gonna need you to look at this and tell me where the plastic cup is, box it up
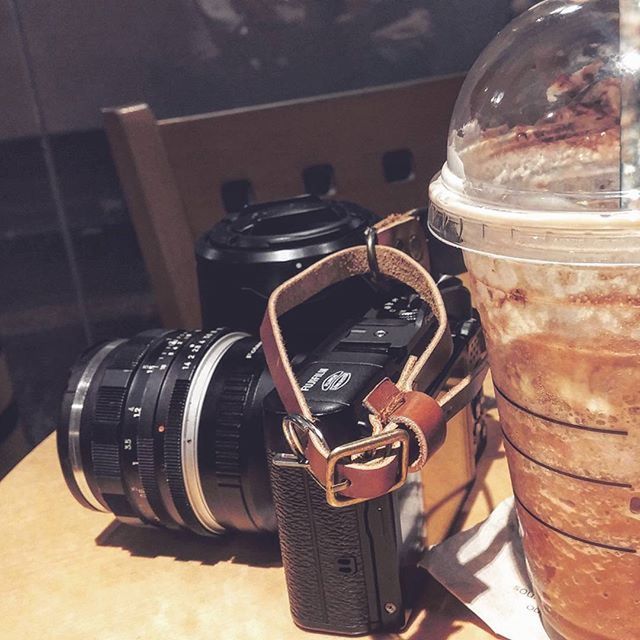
[428,2,640,638]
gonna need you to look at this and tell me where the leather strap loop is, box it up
[363,378,445,471]
[261,213,486,505]
[260,244,451,421]
[374,210,430,271]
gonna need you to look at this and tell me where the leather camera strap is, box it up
[260,216,485,505]
[374,209,430,271]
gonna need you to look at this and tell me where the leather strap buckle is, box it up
[325,430,410,508]
[276,413,410,508]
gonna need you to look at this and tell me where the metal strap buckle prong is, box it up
[274,415,346,493]
[273,414,319,470]
[272,452,309,470]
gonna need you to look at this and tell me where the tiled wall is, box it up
[0,0,532,446]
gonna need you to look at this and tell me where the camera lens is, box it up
[58,329,276,535]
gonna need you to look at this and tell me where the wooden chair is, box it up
[103,75,463,329]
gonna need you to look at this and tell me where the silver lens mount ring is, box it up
[68,339,125,512]
[181,332,249,534]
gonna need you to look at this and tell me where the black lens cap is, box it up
[198,195,376,260]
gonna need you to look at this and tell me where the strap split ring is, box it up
[365,227,380,283]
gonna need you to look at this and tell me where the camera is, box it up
[265,285,485,634]
[57,196,487,635]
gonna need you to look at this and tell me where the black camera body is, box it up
[264,287,484,635]
[265,297,432,634]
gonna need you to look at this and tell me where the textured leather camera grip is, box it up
[269,452,375,634]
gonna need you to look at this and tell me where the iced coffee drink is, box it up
[466,255,640,640]
[429,2,640,638]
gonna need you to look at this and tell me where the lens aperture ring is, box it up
[118,330,191,526]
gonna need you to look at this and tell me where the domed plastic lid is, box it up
[429,0,640,264]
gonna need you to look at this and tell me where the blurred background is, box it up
[0,0,538,468]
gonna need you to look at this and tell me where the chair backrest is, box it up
[104,75,463,328]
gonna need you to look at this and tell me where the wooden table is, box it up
[0,408,511,640]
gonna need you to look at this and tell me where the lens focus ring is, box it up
[162,331,248,535]
[123,330,193,526]
[88,331,166,520]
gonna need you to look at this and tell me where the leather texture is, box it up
[268,451,374,633]
[374,210,430,272]
[364,377,445,469]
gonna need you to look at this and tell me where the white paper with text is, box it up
[421,497,550,640]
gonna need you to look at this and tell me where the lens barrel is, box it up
[58,329,276,535]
